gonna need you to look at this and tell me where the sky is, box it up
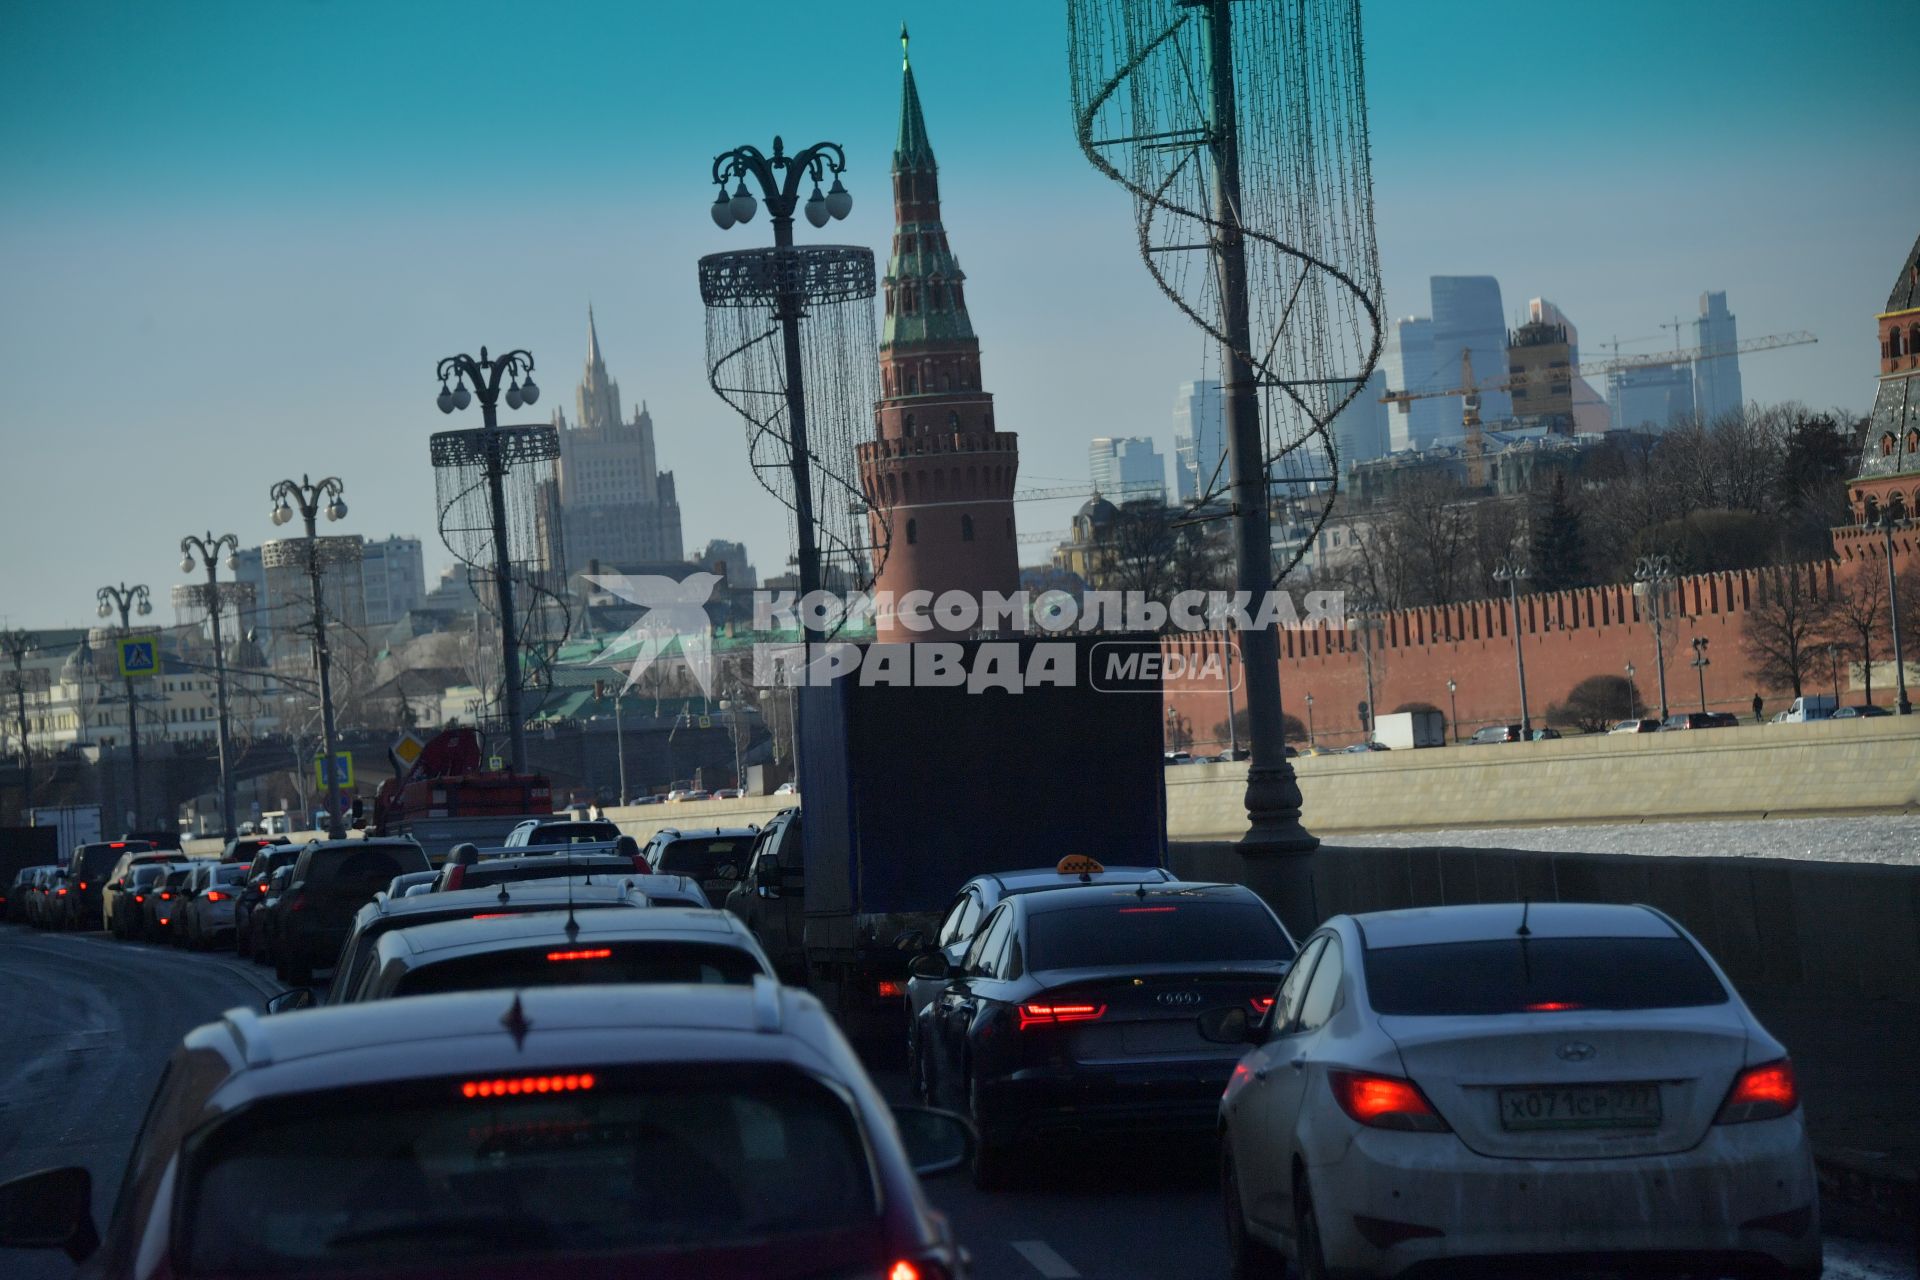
[2,0,1916,628]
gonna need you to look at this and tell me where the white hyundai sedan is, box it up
[1207,902,1819,1279]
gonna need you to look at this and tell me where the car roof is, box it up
[1011,880,1250,916]
[653,827,760,840]
[1351,902,1677,949]
[380,881,648,918]
[974,866,1176,897]
[376,906,747,959]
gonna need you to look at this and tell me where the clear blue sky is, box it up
[2,0,1915,624]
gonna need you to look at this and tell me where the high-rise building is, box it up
[1328,369,1390,471]
[692,538,757,589]
[1382,317,1448,452]
[1692,291,1745,425]
[1609,363,1695,433]
[360,536,426,628]
[551,309,684,570]
[1430,275,1512,429]
[1089,436,1166,500]
[1172,380,1224,501]
[858,29,1020,640]
[1527,299,1611,435]
[1506,318,1576,431]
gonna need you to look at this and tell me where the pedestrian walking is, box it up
[1751,691,1764,724]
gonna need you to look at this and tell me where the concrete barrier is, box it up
[1166,716,1920,838]
[601,795,792,842]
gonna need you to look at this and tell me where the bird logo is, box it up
[584,572,721,698]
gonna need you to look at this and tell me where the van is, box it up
[1780,695,1836,723]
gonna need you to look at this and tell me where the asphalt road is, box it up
[0,924,1908,1280]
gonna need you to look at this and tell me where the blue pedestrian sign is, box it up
[314,752,354,789]
[117,637,158,679]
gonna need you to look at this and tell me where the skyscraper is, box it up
[551,309,685,570]
[1430,275,1512,429]
[1382,317,1447,452]
[1528,298,1611,435]
[1328,369,1389,471]
[1609,364,1695,433]
[858,29,1020,640]
[1172,380,1224,501]
[360,536,426,628]
[1692,291,1744,425]
[1089,436,1167,500]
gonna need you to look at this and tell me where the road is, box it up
[0,925,1910,1280]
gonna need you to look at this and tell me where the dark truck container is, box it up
[0,826,61,918]
[794,638,1167,1044]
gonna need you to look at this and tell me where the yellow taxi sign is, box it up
[1056,855,1106,876]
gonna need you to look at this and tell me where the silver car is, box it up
[179,862,250,950]
[1211,902,1819,1279]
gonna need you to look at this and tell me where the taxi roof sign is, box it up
[1056,855,1106,876]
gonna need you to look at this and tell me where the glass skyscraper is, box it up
[1691,291,1744,425]
[1172,380,1225,502]
[1429,275,1513,428]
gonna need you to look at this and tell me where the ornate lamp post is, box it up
[95,583,153,825]
[267,475,358,837]
[1625,662,1638,720]
[1492,558,1532,735]
[1878,509,1912,715]
[0,631,47,806]
[1826,643,1842,705]
[1445,678,1459,743]
[707,136,853,642]
[1303,691,1315,747]
[1634,554,1676,722]
[180,533,241,838]
[433,347,546,773]
[1690,637,1711,714]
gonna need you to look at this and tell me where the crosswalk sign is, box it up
[314,752,354,789]
[117,637,158,678]
[698,715,712,729]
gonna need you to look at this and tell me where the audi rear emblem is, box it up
[1155,990,1204,1007]
[1556,1041,1597,1062]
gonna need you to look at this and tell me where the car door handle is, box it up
[1252,1063,1271,1082]
[1289,1054,1307,1071]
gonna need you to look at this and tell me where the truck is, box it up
[30,805,102,855]
[370,727,554,861]
[765,638,1168,1046]
[1372,709,1445,750]
[0,825,61,906]
[1781,694,1837,723]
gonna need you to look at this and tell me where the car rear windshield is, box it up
[181,1064,880,1274]
[526,821,622,845]
[464,859,633,890]
[1363,937,1729,1016]
[308,845,430,896]
[392,942,764,997]
[655,837,751,878]
[212,864,249,887]
[76,842,149,877]
[130,865,169,887]
[1026,900,1293,971]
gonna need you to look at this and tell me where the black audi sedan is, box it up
[910,880,1296,1188]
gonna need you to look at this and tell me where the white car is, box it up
[1209,902,1819,1279]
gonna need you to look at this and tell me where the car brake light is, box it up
[205,891,225,903]
[1249,995,1275,1015]
[461,1072,595,1098]
[79,882,88,891]
[56,888,68,896]
[1328,1070,1449,1132]
[889,1262,922,1280]
[1716,1059,1798,1124]
[1117,906,1176,914]
[160,891,171,900]
[876,979,904,999]
[471,912,513,920]
[546,948,611,962]
[110,842,126,848]
[134,894,145,904]
[1018,1002,1107,1030]
[1525,1001,1582,1012]
[158,917,169,925]
[287,894,306,913]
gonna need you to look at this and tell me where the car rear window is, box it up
[131,865,168,887]
[655,837,751,878]
[308,845,430,896]
[1025,901,1293,971]
[213,865,249,887]
[391,941,764,998]
[76,842,149,877]
[181,1064,879,1273]
[463,859,633,890]
[1362,937,1729,1016]
[526,821,622,845]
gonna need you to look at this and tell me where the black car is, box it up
[221,834,290,864]
[138,865,196,943]
[642,826,757,906]
[912,881,1296,1188]
[112,864,173,940]
[235,845,304,958]
[273,839,431,984]
[62,839,154,931]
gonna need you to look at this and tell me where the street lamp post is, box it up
[0,631,43,805]
[434,348,543,774]
[1827,643,1842,704]
[1303,692,1315,747]
[1879,511,1912,715]
[1492,559,1532,735]
[1634,554,1675,722]
[95,583,153,826]
[180,533,241,839]
[268,475,355,838]
[709,136,854,646]
[1625,662,1638,719]
[1446,678,1459,744]
[1690,637,1711,714]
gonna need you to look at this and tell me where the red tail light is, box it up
[159,891,171,900]
[1249,995,1276,1015]
[56,888,68,896]
[287,894,307,913]
[1716,1059,1798,1124]
[205,891,225,903]
[1017,1002,1107,1030]
[1525,1001,1583,1012]
[632,853,648,872]
[79,882,88,891]
[109,842,126,848]
[134,894,145,904]
[1328,1070,1449,1132]
[1117,906,1176,914]
[876,979,904,999]
[444,865,466,891]
[158,917,169,926]
[545,948,612,962]
[461,1072,595,1098]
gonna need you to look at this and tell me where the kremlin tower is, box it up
[859,28,1020,640]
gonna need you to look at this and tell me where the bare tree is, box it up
[1820,565,1890,706]
[1740,564,1833,698]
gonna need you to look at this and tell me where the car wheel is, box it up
[1223,1148,1283,1280]
[1293,1176,1331,1280]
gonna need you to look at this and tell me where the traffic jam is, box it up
[4,826,1824,1279]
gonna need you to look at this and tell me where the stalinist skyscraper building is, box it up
[551,308,684,570]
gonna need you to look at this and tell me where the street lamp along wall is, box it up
[95,584,153,827]
[179,533,242,839]
[266,474,359,839]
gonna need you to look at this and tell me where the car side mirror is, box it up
[908,950,956,981]
[0,1165,99,1262]
[266,988,316,1015]
[754,863,779,890]
[890,1105,973,1178]
[1197,1006,1257,1045]
[895,928,928,953]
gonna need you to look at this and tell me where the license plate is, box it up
[1499,1083,1662,1131]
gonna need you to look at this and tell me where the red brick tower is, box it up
[859,27,1020,640]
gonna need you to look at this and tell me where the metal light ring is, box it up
[697,246,876,308]
[429,425,560,468]
[261,536,364,570]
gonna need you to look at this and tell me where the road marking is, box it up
[1010,1240,1081,1278]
